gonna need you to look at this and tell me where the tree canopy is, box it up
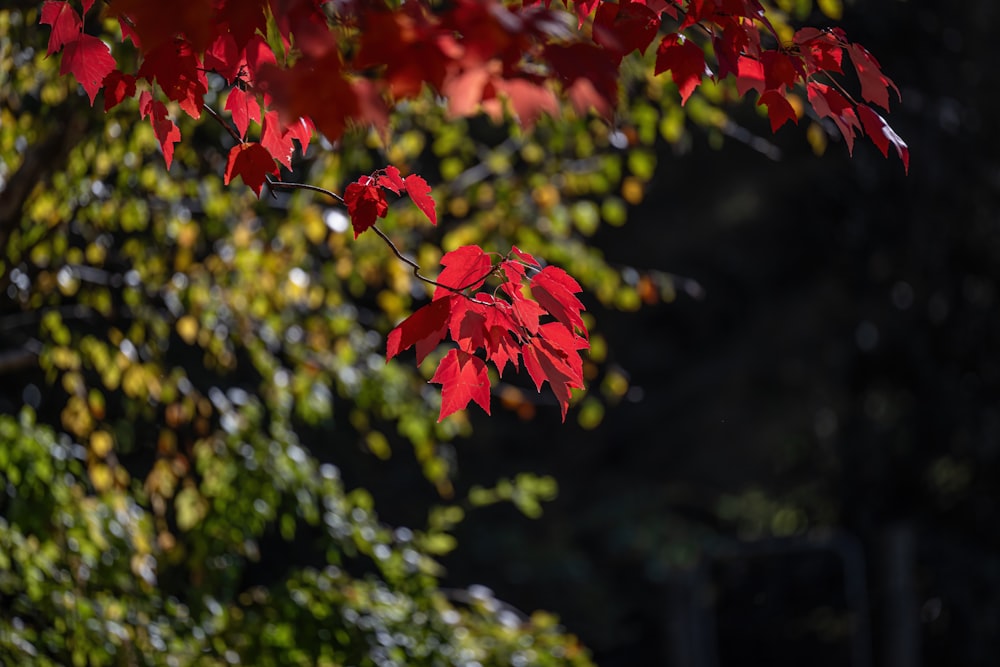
[2,0,908,664]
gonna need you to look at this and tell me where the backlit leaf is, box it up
[40,1,81,56]
[225,87,262,139]
[654,35,705,105]
[377,165,406,195]
[138,91,181,168]
[758,90,798,132]
[61,34,116,105]
[102,69,136,112]
[530,266,587,338]
[847,43,900,112]
[261,110,294,169]
[858,104,910,173]
[137,39,208,119]
[224,142,279,197]
[344,178,389,238]
[433,246,493,299]
[386,297,453,364]
[404,174,437,225]
[430,349,491,421]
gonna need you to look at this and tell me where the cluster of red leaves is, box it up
[40,0,114,105]
[347,167,587,420]
[42,0,907,181]
[344,166,436,238]
[40,0,908,419]
[646,3,907,169]
[387,245,588,421]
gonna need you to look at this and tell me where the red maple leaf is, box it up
[794,27,844,75]
[344,177,389,238]
[377,165,406,195]
[433,246,493,299]
[139,91,181,168]
[403,174,437,225]
[61,34,116,106]
[511,245,540,267]
[40,1,81,56]
[216,0,269,50]
[283,116,313,155]
[117,16,141,48]
[734,56,765,96]
[679,0,712,28]
[645,0,678,19]
[204,33,242,83]
[758,89,798,132]
[449,296,490,354]
[257,52,388,143]
[440,0,534,69]
[261,110,295,169]
[523,328,585,421]
[486,326,520,376]
[225,87,262,139]
[536,320,588,379]
[713,16,761,80]
[264,0,331,57]
[486,76,561,129]
[138,40,208,119]
[107,0,214,53]
[501,259,527,286]
[430,349,491,421]
[386,296,454,364]
[224,142,279,197]
[353,4,458,99]
[654,35,705,105]
[506,282,545,335]
[545,42,620,118]
[807,81,861,155]
[101,69,136,112]
[483,301,522,375]
[593,1,661,59]
[847,43,899,112]
[530,266,587,337]
[760,50,801,92]
[442,64,491,119]
[243,35,277,87]
[571,0,601,27]
[858,104,910,173]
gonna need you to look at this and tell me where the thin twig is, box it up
[266,179,344,204]
[202,103,243,144]
[371,225,498,302]
[371,225,427,276]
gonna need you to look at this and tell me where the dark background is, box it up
[434,1,1000,664]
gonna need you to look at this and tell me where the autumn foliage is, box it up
[40,0,907,421]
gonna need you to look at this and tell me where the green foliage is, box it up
[0,410,593,665]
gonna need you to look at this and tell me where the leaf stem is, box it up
[370,225,495,303]
[202,102,243,144]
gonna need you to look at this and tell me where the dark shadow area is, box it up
[438,1,1000,664]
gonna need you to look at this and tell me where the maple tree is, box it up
[39,0,907,422]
